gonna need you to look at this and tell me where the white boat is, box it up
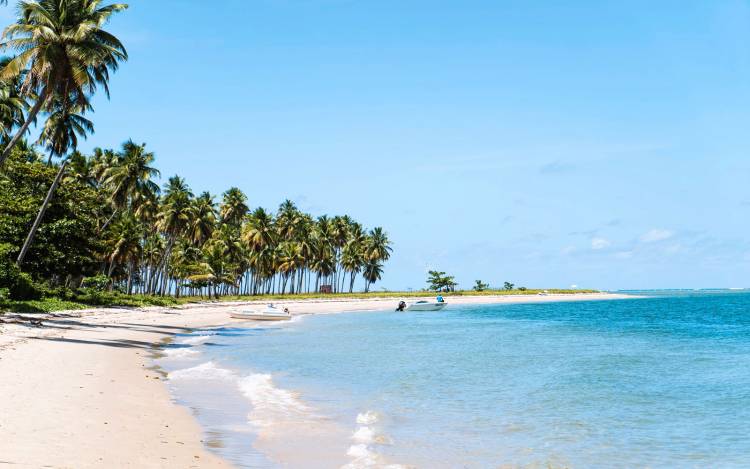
[230,305,291,321]
[404,300,447,312]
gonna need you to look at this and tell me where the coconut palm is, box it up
[219,187,248,228]
[0,0,128,166]
[341,240,363,293]
[188,192,216,246]
[105,214,142,293]
[242,207,277,294]
[276,241,303,294]
[212,222,244,294]
[140,233,163,294]
[169,241,204,297]
[90,147,117,182]
[310,241,335,292]
[153,176,193,294]
[243,207,275,251]
[102,140,160,217]
[276,199,300,241]
[365,227,392,263]
[15,95,93,266]
[195,236,238,299]
[64,150,96,187]
[36,100,93,164]
[0,56,28,141]
[363,261,383,293]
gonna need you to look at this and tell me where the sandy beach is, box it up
[0,293,630,468]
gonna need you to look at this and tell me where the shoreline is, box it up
[0,292,632,467]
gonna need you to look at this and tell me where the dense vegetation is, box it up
[0,1,595,315]
[0,0,392,310]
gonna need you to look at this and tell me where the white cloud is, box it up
[561,245,576,255]
[640,229,674,243]
[615,251,634,259]
[591,237,611,250]
[664,243,682,254]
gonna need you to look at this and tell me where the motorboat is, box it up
[400,298,447,312]
[230,304,291,321]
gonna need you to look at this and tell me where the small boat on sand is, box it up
[397,297,447,312]
[230,304,291,321]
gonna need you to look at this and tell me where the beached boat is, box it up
[230,305,291,321]
[404,300,447,312]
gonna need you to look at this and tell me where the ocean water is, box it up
[157,292,750,468]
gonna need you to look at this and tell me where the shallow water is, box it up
[157,291,750,468]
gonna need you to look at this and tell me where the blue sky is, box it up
[9,0,750,290]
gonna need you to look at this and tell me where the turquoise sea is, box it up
[158,291,750,468]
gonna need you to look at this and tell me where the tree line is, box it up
[0,1,392,300]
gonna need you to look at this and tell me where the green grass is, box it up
[0,297,90,314]
[0,288,600,314]
[0,290,180,314]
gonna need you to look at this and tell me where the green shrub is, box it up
[80,274,110,292]
[0,256,41,301]
[9,271,41,300]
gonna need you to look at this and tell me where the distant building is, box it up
[320,285,333,294]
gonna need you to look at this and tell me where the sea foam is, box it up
[343,410,400,468]
[238,373,313,427]
[176,333,216,345]
[168,361,235,381]
[162,347,200,359]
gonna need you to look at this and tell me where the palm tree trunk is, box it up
[127,260,134,295]
[107,257,117,278]
[0,90,49,167]
[158,236,175,296]
[16,159,68,266]
[99,208,118,233]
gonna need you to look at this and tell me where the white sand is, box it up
[0,292,630,467]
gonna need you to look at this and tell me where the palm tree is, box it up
[90,147,117,183]
[277,199,302,240]
[363,261,383,293]
[196,236,238,299]
[106,214,143,293]
[188,192,216,246]
[0,0,128,166]
[101,140,160,225]
[219,187,248,228]
[36,100,93,164]
[365,227,392,263]
[140,233,163,294]
[169,241,204,297]
[0,57,28,142]
[213,223,244,295]
[330,215,352,292]
[16,98,93,267]
[341,241,363,293]
[310,215,335,291]
[105,141,159,206]
[153,176,192,294]
[242,207,277,294]
[276,241,303,294]
[64,150,96,187]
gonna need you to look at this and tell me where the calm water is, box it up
[158,292,750,468]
